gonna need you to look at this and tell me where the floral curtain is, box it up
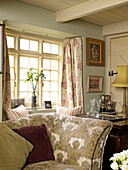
[61,37,83,108]
[2,35,11,121]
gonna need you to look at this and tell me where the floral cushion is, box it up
[4,113,112,170]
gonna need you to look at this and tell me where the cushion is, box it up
[0,123,33,170]
[5,105,29,119]
[13,124,55,164]
[56,106,83,116]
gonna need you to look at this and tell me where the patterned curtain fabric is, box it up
[2,35,11,121]
[61,37,83,108]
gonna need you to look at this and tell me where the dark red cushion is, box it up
[13,124,55,164]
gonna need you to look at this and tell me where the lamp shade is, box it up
[112,65,128,87]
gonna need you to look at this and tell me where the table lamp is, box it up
[112,65,128,116]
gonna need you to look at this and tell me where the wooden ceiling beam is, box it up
[56,0,128,22]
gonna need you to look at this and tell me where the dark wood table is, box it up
[103,119,128,170]
[76,114,128,170]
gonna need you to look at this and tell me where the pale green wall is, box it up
[0,0,106,116]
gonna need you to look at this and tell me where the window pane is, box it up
[51,71,58,80]
[9,55,14,67]
[30,58,38,69]
[30,40,38,51]
[11,93,14,99]
[51,60,58,70]
[19,81,33,92]
[43,59,50,69]
[20,69,28,80]
[19,92,32,103]
[43,71,50,80]
[7,36,14,48]
[20,57,29,68]
[11,80,14,91]
[43,92,50,101]
[20,39,29,50]
[51,44,58,54]
[43,43,50,53]
[51,82,58,91]
[51,92,58,102]
[10,68,14,79]
[43,82,50,91]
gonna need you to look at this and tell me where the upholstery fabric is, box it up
[61,37,83,107]
[3,113,112,170]
[13,124,55,164]
[23,160,85,170]
[0,123,33,170]
[5,105,29,119]
[56,106,83,115]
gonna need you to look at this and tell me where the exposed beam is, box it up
[56,0,128,22]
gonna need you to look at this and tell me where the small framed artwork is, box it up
[44,101,52,109]
[86,37,105,66]
[86,75,103,93]
[0,24,4,74]
[11,98,25,109]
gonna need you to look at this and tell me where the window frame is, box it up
[6,29,63,109]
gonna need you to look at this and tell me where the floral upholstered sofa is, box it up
[3,113,112,170]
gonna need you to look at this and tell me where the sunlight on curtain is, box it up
[61,37,83,108]
[2,35,11,121]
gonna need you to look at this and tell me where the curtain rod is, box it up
[5,27,65,41]
[65,36,82,40]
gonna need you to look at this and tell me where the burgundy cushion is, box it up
[13,124,55,164]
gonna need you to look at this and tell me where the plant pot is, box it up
[32,96,37,109]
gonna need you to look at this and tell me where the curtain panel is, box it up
[2,35,11,121]
[61,37,83,108]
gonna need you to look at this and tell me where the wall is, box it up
[0,0,105,116]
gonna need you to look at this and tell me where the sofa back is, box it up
[3,113,112,170]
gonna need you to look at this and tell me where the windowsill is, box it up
[28,108,56,114]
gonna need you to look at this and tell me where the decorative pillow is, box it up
[13,124,55,164]
[56,106,83,116]
[0,123,33,170]
[5,105,29,119]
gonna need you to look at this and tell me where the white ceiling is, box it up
[19,0,128,26]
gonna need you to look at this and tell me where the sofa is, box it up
[2,113,112,170]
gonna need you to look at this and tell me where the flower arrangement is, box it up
[25,68,46,97]
[110,149,128,170]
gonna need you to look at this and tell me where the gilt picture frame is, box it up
[86,37,105,66]
[86,75,103,93]
[0,24,4,74]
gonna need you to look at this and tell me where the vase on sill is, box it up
[32,95,37,109]
[32,90,37,109]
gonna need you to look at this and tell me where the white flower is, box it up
[110,161,119,170]
[120,164,128,170]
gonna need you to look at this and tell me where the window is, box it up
[6,31,62,108]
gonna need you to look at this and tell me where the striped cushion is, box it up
[5,105,29,120]
[56,106,83,116]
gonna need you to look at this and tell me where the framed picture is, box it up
[44,101,52,109]
[0,24,4,74]
[86,75,103,93]
[86,37,105,66]
[11,98,25,109]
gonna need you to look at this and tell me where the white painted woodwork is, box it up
[19,0,90,12]
[103,21,128,36]
[19,0,128,26]
[56,0,128,22]
[106,34,128,112]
